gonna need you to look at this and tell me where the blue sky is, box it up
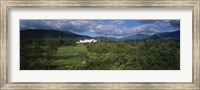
[20,20,180,38]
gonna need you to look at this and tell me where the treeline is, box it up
[63,39,180,70]
[20,38,76,70]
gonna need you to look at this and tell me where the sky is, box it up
[20,20,180,38]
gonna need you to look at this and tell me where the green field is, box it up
[50,44,87,66]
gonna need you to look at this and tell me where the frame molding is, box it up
[1,0,199,89]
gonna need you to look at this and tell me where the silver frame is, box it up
[0,0,199,89]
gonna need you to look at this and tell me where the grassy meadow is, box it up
[51,45,86,68]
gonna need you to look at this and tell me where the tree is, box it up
[20,39,44,69]
[43,38,60,60]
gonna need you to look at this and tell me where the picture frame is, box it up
[0,0,199,89]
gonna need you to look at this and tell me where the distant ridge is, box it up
[121,34,151,41]
[20,29,180,41]
[94,36,119,42]
[149,30,180,40]
[121,30,180,41]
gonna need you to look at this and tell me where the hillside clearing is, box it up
[51,44,87,66]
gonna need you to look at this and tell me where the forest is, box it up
[20,38,180,70]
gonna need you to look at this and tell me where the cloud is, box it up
[132,24,156,31]
[159,20,180,28]
[20,20,50,30]
[20,20,124,36]
[20,20,179,37]
[121,24,158,35]
[93,23,158,36]
[20,20,97,33]
[111,20,124,25]
[137,20,160,24]
[169,20,180,28]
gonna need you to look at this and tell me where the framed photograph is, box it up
[1,0,199,90]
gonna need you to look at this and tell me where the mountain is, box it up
[20,29,180,41]
[95,36,119,42]
[121,34,151,41]
[121,30,180,41]
[149,30,180,40]
[20,29,91,39]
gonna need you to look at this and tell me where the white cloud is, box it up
[20,20,178,37]
[111,20,124,25]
